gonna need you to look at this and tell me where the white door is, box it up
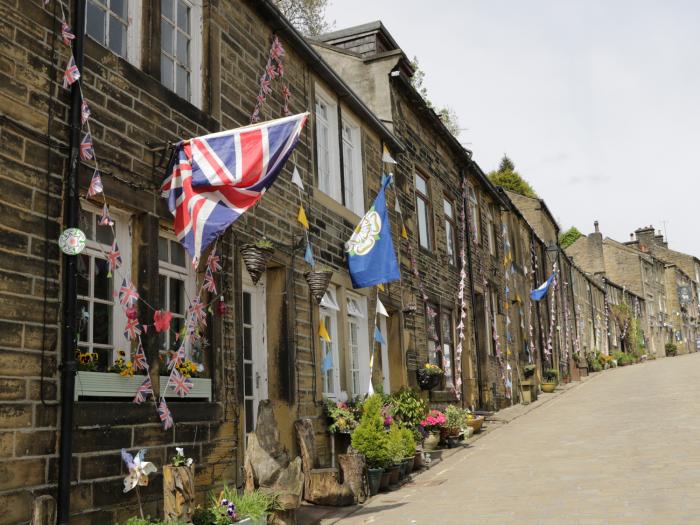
[243,275,267,436]
[379,315,390,393]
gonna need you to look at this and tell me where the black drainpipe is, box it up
[462,166,483,409]
[58,0,86,522]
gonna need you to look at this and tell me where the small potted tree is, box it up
[351,394,390,496]
[240,239,275,285]
[665,342,678,357]
[398,427,416,478]
[386,425,404,485]
[542,368,558,393]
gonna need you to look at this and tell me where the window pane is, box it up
[243,292,251,324]
[171,317,183,349]
[443,199,453,218]
[158,237,169,262]
[93,302,111,344]
[93,348,110,371]
[416,174,427,195]
[80,210,94,241]
[244,363,253,396]
[158,275,167,309]
[78,300,89,343]
[169,278,184,313]
[108,15,126,56]
[446,221,455,262]
[161,19,174,55]
[417,198,429,249]
[111,0,127,18]
[162,0,174,20]
[176,32,189,65]
[77,255,90,297]
[176,65,189,100]
[243,327,252,361]
[177,1,190,32]
[86,2,106,45]
[93,258,112,300]
[245,399,254,432]
[170,240,186,266]
[95,219,114,245]
[161,55,174,90]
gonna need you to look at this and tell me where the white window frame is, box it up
[77,203,131,367]
[320,287,341,398]
[85,0,142,67]
[158,232,197,358]
[485,206,496,256]
[444,198,457,265]
[468,184,480,243]
[346,294,370,398]
[160,0,203,107]
[415,173,432,250]
[341,113,364,216]
[315,84,341,202]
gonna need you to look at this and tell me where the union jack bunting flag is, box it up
[87,169,103,197]
[133,345,148,371]
[206,253,221,273]
[123,318,141,341]
[188,298,206,325]
[158,398,174,429]
[260,75,272,95]
[62,54,80,88]
[167,345,185,372]
[80,133,94,161]
[61,22,75,46]
[160,113,307,262]
[270,36,284,61]
[107,242,122,274]
[170,369,193,398]
[132,376,152,404]
[119,278,139,307]
[99,203,114,226]
[276,60,284,78]
[265,62,277,80]
[81,99,90,124]
[203,267,217,294]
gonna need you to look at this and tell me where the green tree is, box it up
[487,155,537,198]
[410,56,460,137]
[274,0,333,36]
[559,226,583,249]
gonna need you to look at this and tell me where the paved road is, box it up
[334,354,700,525]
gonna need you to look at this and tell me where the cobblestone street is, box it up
[329,354,700,525]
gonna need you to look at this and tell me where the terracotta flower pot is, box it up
[304,269,333,303]
[423,431,440,451]
[240,244,274,285]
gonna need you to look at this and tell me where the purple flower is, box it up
[221,498,229,506]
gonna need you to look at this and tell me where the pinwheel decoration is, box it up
[120,448,157,493]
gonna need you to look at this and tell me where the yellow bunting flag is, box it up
[377,283,385,292]
[297,205,309,229]
[318,319,331,342]
[401,224,408,239]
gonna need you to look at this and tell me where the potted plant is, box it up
[416,363,444,390]
[304,264,334,303]
[388,388,426,471]
[163,448,195,522]
[542,368,558,393]
[324,399,358,434]
[398,427,416,478]
[443,405,464,448]
[420,409,446,451]
[386,425,404,485]
[665,342,678,357]
[198,485,277,525]
[350,394,390,496]
[464,410,484,433]
[522,364,536,379]
[240,239,275,285]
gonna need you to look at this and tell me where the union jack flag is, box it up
[107,242,122,273]
[61,22,75,46]
[160,113,307,262]
[124,318,141,341]
[276,60,284,78]
[203,267,217,294]
[133,345,148,371]
[62,54,80,88]
[265,61,277,80]
[80,133,94,161]
[87,169,103,197]
[188,298,206,325]
[119,278,139,307]
[260,75,272,95]
[168,345,185,372]
[281,85,290,101]
[206,253,221,273]
[81,99,90,124]
[99,203,114,226]
[170,369,193,398]
[132,376,152,404]
[158,398,174,429]
[270,36,284,61]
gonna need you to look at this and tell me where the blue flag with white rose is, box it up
[346,176,401,288]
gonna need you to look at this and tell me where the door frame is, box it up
[242,274,267,436]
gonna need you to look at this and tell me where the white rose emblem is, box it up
[346,209,381,256]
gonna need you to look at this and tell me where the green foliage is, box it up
[618,353,634,366]
[559,227,584,249]
[487,155,537,198]
[389,387,427,430]
[351,394,391,468]
[444,405,466,431]
[254,238,274,249]
[387,425,406,465]
[522,364,536,377]
[409,56,460,137]
[209,486,278,524]
[543,368,559,383]
[665,343,678,356]
[324,398,358,433]
[399,427,416,458]
[273,0,333,36]
[121,519,187,525]
[192,507,217,525]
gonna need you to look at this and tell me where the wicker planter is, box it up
[240,244,274,285]
[416,369,442,390]
[304,269,333,303]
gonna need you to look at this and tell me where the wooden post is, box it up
[338,453,368,504]
[32,495,57,525]
[163,465,196,522]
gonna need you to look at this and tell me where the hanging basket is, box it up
[240,244,274,285]
[304,269,333,303]
[416,369,442,391]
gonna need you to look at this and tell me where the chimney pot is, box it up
[594,220,599,233]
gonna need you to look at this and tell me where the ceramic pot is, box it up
[413,450,424,470]
[423,431,440,451]
[541,382,556,393]
[367,467,383,496]
[379,469,391,491]
[388,464,400,485]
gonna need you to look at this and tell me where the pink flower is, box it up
[384,415,394,426]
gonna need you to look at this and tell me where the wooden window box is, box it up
[74,371,212,401]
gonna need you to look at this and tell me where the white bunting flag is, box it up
[291,166,304,191]
[376,298,389,317]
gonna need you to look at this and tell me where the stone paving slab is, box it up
[300,355,700,525]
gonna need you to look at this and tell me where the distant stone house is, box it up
[0,0,404,522]
[312,21,510,410]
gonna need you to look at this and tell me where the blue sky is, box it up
[326,0,700,256]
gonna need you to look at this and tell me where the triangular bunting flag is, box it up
[291,166,304,191]
[321,350,333,373]
[401,225,408,239]
[297,205,309,229]
[374,326,385,345]
[318,319,331,342]
[377,283,385,292]
[376,298,388,317]
[304,242,315,266]
[382,146,397,164]
[394,196,402,214]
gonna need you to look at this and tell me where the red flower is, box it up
[153,310,173,333]
[125,306,139,320]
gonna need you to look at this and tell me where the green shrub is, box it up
[387,425,405,465]
[121,519,188,525]
[543,368,558,383]
[209,485,278,523]
[389,387,427,430]
[612,351,625,362]
[444,405,465,431]
[192,507,217,525]
[665,343,678,357]
[351,394,391,468]
[617,353,634,366]
[399,427,416,458]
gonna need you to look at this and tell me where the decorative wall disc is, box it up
[58,227,86,255]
